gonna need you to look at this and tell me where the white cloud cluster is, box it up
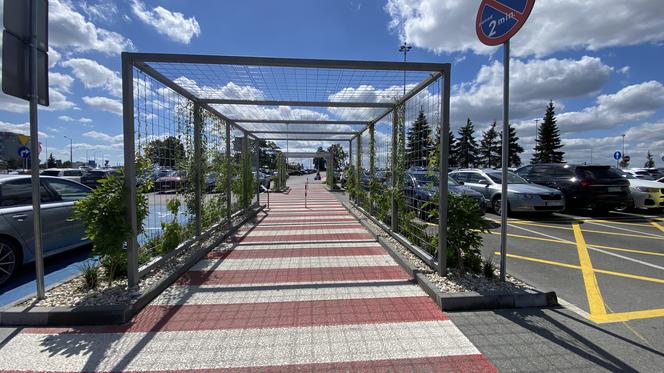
[50,0,134,55]
[59,115,93,123]
[453,56,614,126]
[386,0,664,57]
[83,130,123,143]
[131,0,201,44]
[82,96,122,115]
[62,58,122,97]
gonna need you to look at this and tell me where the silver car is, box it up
[449,169,565,214]
[0,176,92,286]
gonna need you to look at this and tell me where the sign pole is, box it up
[29,0,45,299]
[499,40,510,282]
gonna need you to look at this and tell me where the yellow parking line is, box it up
[587,219,654,227]
[512,220,664,240]
[594,309,664,324]
[496,251,664,285]
[652,222,664,234]
[572,223,607,318]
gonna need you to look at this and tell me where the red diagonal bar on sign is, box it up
[486,0,525,22]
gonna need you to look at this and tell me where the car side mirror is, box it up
[457,181,465,185]
[478,179,489,185]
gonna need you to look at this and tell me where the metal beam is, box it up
[263,138,353,142]
[128,52,449,72]
[204,98,392,108]
[251,131,357,135]
[232,119,368,125]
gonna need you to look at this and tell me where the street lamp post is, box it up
[399,42,412,96]
[63,136,73,165]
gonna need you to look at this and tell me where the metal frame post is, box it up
[356,133,361,201]
[122,53,139,286]
[255,137,260,204]
[225,122,232,221]
[29,0,45,298]
[242,132,249,209]
[193,103,203,236]
[499,41,510,282]
[391,111,398,231]
[368,122,376,214]
[437,67,451,276]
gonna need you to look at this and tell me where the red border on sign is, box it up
[476,0,535,46]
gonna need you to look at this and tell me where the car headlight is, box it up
[636,186,656,192]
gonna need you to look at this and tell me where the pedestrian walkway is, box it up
[0,184,496,372]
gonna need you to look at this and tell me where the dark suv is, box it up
[515,164,629,213]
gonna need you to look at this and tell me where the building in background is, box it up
[0,131,30,170]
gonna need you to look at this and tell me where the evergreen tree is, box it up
[499,124,525,167]
[453,118,478,168]
[313,146,327,171]
[430,127,458,169]
[531,101,565,164]
[47,153,57,168]
[478,121,500,168]
[644,151,655,168]
[405,110,432,168]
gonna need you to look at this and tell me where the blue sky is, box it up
[1,0,663,168]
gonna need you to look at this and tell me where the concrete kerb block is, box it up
[0,207,263,327]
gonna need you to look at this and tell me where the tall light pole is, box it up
[63,136,73,165]
[621,134,625,158]
[399,42,412,97]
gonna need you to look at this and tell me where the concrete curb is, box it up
[0,207,264,327]
[341,199,558,312]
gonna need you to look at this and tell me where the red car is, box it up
[155,171,187,193]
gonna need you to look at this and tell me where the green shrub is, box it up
[483,256,496,279]
[159,198,183,254]
[79,261,99,290]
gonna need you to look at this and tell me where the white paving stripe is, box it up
[0,321,479,372]
[152,284,424,305]
[240,228,369,237]
[190,255,395,271]
[229,242,382,250]
[263,215,354,221]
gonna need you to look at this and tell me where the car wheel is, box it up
[492,196,508,216]
[0,239,20,286]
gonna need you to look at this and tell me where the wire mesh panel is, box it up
[358,129,371,210]
[133,68,196,259]
[230,125,246,214]
[398,76,442,255]
[372,112,393,225]
[201,111,228,229]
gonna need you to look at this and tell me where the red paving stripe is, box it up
[232,233,374,243]
[236,224,364,232]
[176,265,410,285]
[4,355,497,372]
[206,247,387,259]
[25,296,444,334]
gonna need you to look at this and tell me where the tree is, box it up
[327,143,347,169]
[313,146,327,171]
[499,124,525,167]
[532,101,565,164]
[645,151,655,168]
[406,110,433,168]
[47,153,57,168]
[258,140,280,170]
[145,136,185,168]
[429,127,458,169]
[478,121,500,168]
[453,118,479,168]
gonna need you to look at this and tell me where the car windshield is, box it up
[411,173,459,186]
[486,172,529,184]
[576,167,624,179]
[41,170,60,176]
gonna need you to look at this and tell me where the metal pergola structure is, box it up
[122,52,451,284]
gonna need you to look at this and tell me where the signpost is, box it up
[18,146,31,159]
[3,0,49,299]
[614,151,622,168]
[476,0,535,282]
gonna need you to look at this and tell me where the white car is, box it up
[40,168,85,183]
[622,172,664,210]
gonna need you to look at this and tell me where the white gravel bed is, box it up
[344,202,533,294]
[16,210,261,308]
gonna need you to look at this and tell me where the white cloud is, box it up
[386,0,664,57]
[62,58,122,97]
[0,121,49,138]
[83,130,123,143]
[131,0,201,44]
[49,0,134,55]
[58,115,93,123]
[79,117,93,123]
[82,96,122,115]
[79,0,119,23]
[49,72,75,93]
[453,56,613,126]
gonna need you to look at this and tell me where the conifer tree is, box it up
[499,124,525,167]
[406,110,432,168]
[644,151,655,168]
[478,121,500,168]
[453,118,479,168]
[531,101,565,164]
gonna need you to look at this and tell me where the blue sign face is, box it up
[613,151,622,161]
[18,146,30,159]
[476,0,535,46]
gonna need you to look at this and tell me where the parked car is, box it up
[405,169,486,220]
[80,169,119,189]
[155,170,187,192]
[515,164,628,213]
[205,171,219,192]
[0,176,92,286]
[624,169,655,180]
[620,171,664,210]
[628,168,664,180]
[450,168,565,214]
[40,168,85,183]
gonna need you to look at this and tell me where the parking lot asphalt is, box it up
[480,209,664,352]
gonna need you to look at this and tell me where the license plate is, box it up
[608,187,622,192]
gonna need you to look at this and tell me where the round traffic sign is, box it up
[476,0,536,46]
[17,146,30,159]
[613,151,622,161]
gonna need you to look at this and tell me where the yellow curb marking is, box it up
[510,220,664,240]
[651,222,664,234]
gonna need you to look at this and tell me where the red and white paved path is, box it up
[0,184,496,372]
